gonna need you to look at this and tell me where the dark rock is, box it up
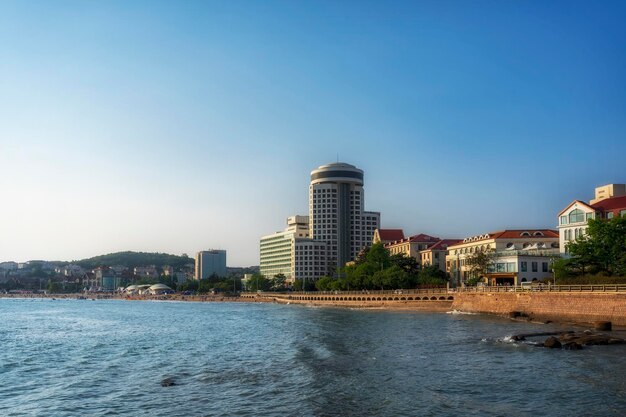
[161,377,176,387]
[562,342,583,350]
[577,335,611,346]
[544,336,562,349]
[509,311,521,318]
[594,321,612,331]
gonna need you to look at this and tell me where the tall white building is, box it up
[195,250,227,279]
[309,162,380,271]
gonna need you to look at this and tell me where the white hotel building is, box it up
[309,162,380,271]
[260,162,380,283]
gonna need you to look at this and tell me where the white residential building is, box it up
[446,230,560,286]
[558,184,626,253]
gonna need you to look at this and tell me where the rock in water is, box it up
[544,337,562,349]
[161,377,176,387]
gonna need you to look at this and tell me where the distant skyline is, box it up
[1,1,625,265]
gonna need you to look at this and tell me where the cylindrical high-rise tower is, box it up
[310,163,378,273]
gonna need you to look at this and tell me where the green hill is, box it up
[74,251,193,270]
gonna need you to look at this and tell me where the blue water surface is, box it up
[0,298,625,416]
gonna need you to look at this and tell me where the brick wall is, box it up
[452,292,626,325]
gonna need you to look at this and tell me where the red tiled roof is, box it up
[377,229,405,241]
[407,234,440,242]
[489,230,559,239]
[448,230,559,247]
[426,239,463,251]
[591,195,626,212]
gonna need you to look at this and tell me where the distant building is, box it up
[54,264,84,277]
[133,266,159,279]
[558,184,626,254]
[162,265,174,276]
[94,267,121,290]
[195,250,227,280]
[372,229,405,245]
[109,265,127,275]
[175,271,189,285]
[446,230,560,286]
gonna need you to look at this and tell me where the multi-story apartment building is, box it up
[309,162,380,271]
[194,250,227,279]
[260,215,327,282]
[558,184,626,253]
[419,239,462,272]
[445,230,560,286]
[385,234,440,258]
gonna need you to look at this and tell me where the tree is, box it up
[247,273,272,291]
[567,217,626,276]
[418,266,448,286]
[464,249,495,285]
[271,273,287,291]
[315,276,335,291]
[390,254,420,275]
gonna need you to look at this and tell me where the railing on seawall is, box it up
[454,285,626,293]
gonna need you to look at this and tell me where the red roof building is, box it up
[372,229,405,245]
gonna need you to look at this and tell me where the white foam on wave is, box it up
[446,310,477,315]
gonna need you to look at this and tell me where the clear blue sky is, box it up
[1,1,625,265]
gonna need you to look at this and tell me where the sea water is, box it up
[1,298,625,416]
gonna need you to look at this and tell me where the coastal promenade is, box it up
[243,288,455,311]
[244,285,626,325]
[4,285,626,325]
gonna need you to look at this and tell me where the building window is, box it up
[532,262,538,272]
[521,262,527,272]
[607,212,614,219]
[586,213,594,221]
[542,262,548,273]
[560,216,568,225]
[569,209,584,223]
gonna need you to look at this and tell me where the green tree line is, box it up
[314,243,448,291]
[554,216,626,281]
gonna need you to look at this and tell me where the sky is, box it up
[1,1,625,266]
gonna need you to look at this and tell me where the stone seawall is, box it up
[451,292,626,325]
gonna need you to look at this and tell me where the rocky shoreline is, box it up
[511,329,626,350]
